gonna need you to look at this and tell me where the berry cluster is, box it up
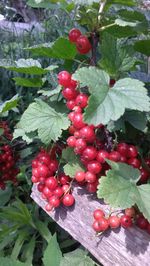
[69,28,92,54]
[92,207,150,235]
[0,121,19,190]
[57,69,150,195]
[31,149,75,211]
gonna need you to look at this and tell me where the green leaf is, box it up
[42,234,62,266]
[11,232,27,260]
[0,186,12,207]
[73,67,150,126]
[38,85,62,97]
[134,40,150,56]
[60,248,96,266]
[0,258,26,266]
[104,25,136,38]
[100,33,137,77]
[34,220,52,242]
[27,37,77,60]
[97,161,150,222]
[3,59,50,75]
[21,236,35,266]
[13,129,36,144]
[0,95,19,114]
[13,77,44,88]
[107,0,136,6]
[62,148,84,178]
[71,0,99,4]
[107,111,148,132]
[16,100,70,144]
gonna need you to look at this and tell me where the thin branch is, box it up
[98,0,107,22]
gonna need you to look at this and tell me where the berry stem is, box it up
[90,32,99,66]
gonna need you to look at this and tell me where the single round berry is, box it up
[62,194,75,207]
[59,174,70,185]
[96,150,109,164]
[136,215,149,230]
[95,217,109,232]
[128,158,141,169]
[53,187,64,198]
[49,195,60,208]
[62,87,78,100]
[92,220,101,232]
[37,183,45,192]
[66,100,76,110]
[75,93,88,108]
[120,215,132,228]
[127,145,138,158]
[37,165,49,178]
[76,35,91,54]
[147,223,150,234]
[75,138,87,152]
[108,216,120,229]
[85,171,97,183]
[58,71,71,87]
[86,182,98,193]
[93,209,105,220]
[45,203,52,212]
[67,136,77,148]
[43,186,53,198]
[49,160,58,173]
[75,171,85,182]
[69,28,81,43]
[45,177,58,190]
[72,112,86,129]
[139,168,149,183]
[80,126,96,143]
[109,151,121,162]
[87,161,102,174]
[82,146,97,161]
[117,143,128,157]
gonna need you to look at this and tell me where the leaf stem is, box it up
[98,0,107,22]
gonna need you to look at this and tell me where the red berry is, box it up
[119,156,127,163]
[69,79,78,89]
[49,160,58,173]
[67,136,76,147]
[85,171,97,183]
[76,35,91,54]
[66,100,76,110]
[93,209,105,220]
[108,216,120,229]
[72,112,86,129]
[147,223,150,234]
[109,151,121,162]
[75,138,87,152]
[136,215,149,230]
[139,168,149,183]
[86,180,98,193]
[43,186,53,198]
[62,194,75,207]
[69,28,81,43]
[49,195,60,208]
[53,187,64,198]
[37,183,45,192]
[128,158,141,169]
[37,165,49,178]
[75,171,85,182]
[58,71,71,87]
[45,203,53,212]
[75,93,88,108]
[87,161,102,174]
[62,87,78,100]
[59,174,70,185]
[117,143,128,157]
[94,217,109,232]
[62,184,70,193]
[45,177,58,190]
[31,175,39,183]
[82,146,97,161]
[96,150,109,164]
[80,126,96,143]
[92,220,101,232]
[127,145,138,158]
[120,215,132,228]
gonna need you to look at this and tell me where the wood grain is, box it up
[31,184,150,266]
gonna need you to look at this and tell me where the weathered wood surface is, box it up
[31,184,150,266]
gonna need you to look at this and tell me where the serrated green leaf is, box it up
[73,67,150,126]
[21,236,35,266]
[4,58,49,75]
[13,129,36,144]
[0,95,19,114]
[134,40,150,56]
[62,148,85,178]
[97,161,150,222]
[104,25,136,38]
[34,220,52,242]
[17,100,70,144]
[27,37,77,60]
[13,77,43,88]
[27,0,63,8]
[107,0,136,6]
[42,234,62,266]
[0,258,26,266]
[38,85,62,97]
[100,33,137,77]
[60,248,96,266]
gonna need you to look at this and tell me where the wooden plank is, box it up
[31,184,150,266]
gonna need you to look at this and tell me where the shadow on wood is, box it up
[31,184,150,266]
